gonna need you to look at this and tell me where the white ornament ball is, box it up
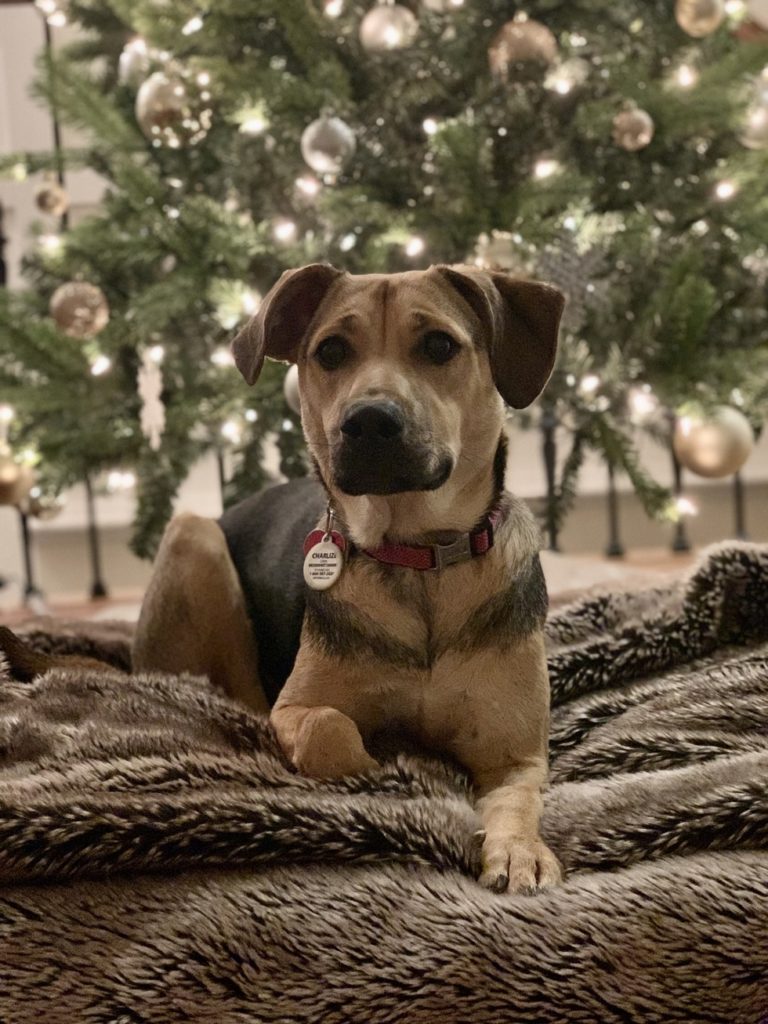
[747,0,768,29]
[613,107,655,151]
[50,282,110,339]
[675,0,725,37]
[673,406,755,478]
[301,115,356,175]
[135,70,212,148]
[488,18,558,80]
[283,364,302,415]
[359,4,418,51]
[118,37,151,86]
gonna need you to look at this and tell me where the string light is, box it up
[628,385,658,420]
[106,469,136,492]
[11,162,28,182]
[0,404,13,445]
[674,64,699,88]
[296,175,321,197]
[148,344,165,363]
[422,117,439,135]
[339,233,357,252]
[237,106,268,136]
[579,373,601,394]
[38,233,63,255]
[245,409,259,423]
[211,347,235,367]
[714,180,738,200]
[221,419,242,444]
[533,158,561,180]
[182,14,204,34]
[405,236,426,257]
[90,354,112,376]
[724,0,746,15]
[675,495,699,517]
[273,219,297,243]
[324,0,343,16]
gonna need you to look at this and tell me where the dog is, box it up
[133,263,565,894]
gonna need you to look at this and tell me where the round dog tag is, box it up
[303,535,345,590]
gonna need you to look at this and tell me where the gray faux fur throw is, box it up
[2,542,768,1023]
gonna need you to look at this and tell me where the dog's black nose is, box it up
[341,401,405,442]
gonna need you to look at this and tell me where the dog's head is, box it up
[232,264,564,498]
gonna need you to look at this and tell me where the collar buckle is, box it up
[431,533,473,570]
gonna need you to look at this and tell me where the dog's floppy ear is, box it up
[231,263,343,385]
[436,265,565,409]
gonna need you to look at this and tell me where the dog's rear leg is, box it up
[132,512,269,714]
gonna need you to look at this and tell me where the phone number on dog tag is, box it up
[303,537,344,590]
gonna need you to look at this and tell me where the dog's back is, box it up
[219,477,325,702]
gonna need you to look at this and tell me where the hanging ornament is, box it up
[35,176,69,217]
[283,364,302,415]
[118,36,151,86]
[23,485,65,521]
[675,0,725,36]
[50,281,110,339]
[673,406,755,478]
[612,107,655,151]
[746,0,768,28]
[0,450,35,507]
[135,69,212,148]
[741,99,768,149]
[301,115,356,175]
[488,17,558,80]
[138,348,166,452]
[359,3,419,51]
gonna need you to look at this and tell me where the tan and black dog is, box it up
[133,263,565,894]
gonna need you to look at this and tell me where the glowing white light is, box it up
[197,71,211,87]
[533,158,561,180]
[675,64,698,88]
[405,236,426,257]
[676,496,699,517]
[282,418,294,431]
[715,180,737,200]
[107,469,136,492]
[90,354,112,376]
[221,419,242,444]
[422,117,439,136]
[724,0,746,15]
[0,404,14,424]
[273,219,297,242]
[166,207,180,220]
[383,24,403,47]
[565,373,576,387]
[324,0,343,16]
[629,385,658,419]
[339,232,357,252]
[296,175,321,197]
[38,233,63,255]
[182,14,204,34]
[35,0,57,15]
[211,347,235,367]
[245,408,258,422]
[149,344,165,363]
[240,115,267,135]
[47,9,67,26]
[563,216,577,231]
[11,162,28,182]
[241,289,261,316]
[677,414,694,438]
[579,373,601,394]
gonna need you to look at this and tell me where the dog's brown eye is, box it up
[315,335,348,371]
[422,331,459,365]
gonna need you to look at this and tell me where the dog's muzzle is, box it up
[332,400,453,496]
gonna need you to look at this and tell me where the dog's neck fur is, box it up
[320,435,508,549]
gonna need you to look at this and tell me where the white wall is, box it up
[1,6,766,604]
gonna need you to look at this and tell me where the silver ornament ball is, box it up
[675,0,725,37]
[359,4,419,51]
[301,115,356,175]
[50,282,110,339]
[283,363,302,415]
[673,406,755,478]
[135,69,212,148]
[488,18,558,80]
[613,107,655,151]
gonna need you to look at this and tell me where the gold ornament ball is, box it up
[35,179,69,218]
[675,0,725,37]
[50,281,110,339]
[0,452,35,507]
[613,108,655,151]
[300,115,356,175]
[488,18,558,80]
[359,4,419,51]
[283,363,302,415]
[135,70,212,148]
[673,406,755,478]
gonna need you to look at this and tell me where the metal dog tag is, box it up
[303,535,345,591]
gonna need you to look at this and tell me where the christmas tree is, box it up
[1,0,767,557]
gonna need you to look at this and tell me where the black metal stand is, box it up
[84,474,108,599]
[670,448,692,553]
[540,407,560,553]
[216,448,227,506]
[733,471,748,540]
[604,461,625,558]
[18,508,45,605]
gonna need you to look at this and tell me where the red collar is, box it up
[362,505,505,571]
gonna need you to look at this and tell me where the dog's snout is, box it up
[340,401,405,442]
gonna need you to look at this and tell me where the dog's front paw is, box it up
[293,706,380,779]
[479,836,562,895]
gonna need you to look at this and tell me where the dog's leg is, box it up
[271,704,379,779]
[133,512,269,714]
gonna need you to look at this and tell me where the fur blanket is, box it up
[1,543,767,1023]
